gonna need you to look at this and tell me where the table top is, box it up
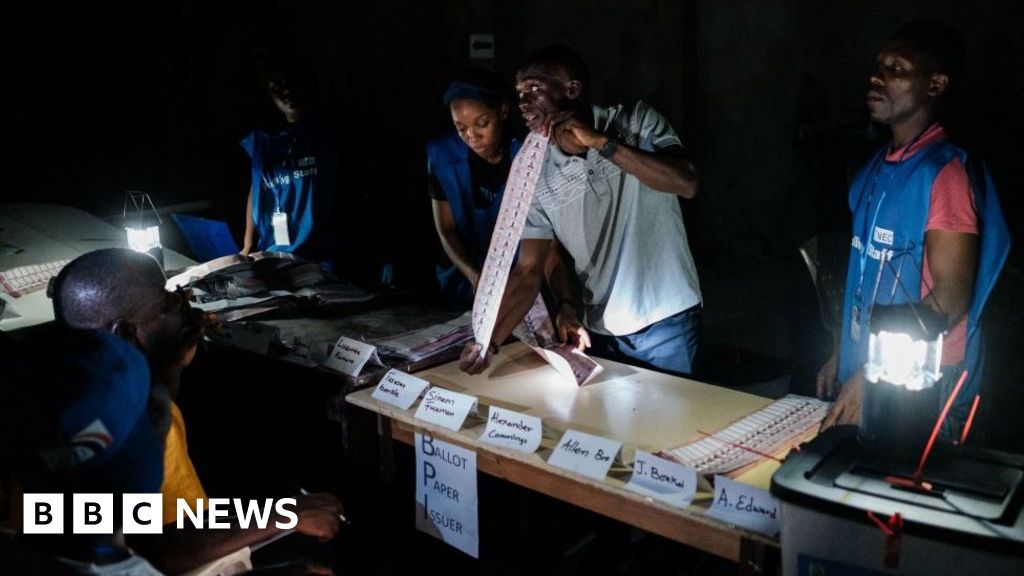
[348,342,792,560]
[1,203,194,331]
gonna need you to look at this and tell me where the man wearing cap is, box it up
[0,330,166,575]
[50,248,344,574]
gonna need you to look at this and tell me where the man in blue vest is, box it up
[819,23,1010,437]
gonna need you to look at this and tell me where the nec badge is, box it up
[873,227,894,246]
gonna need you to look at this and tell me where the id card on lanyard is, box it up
[852,165,889,343]
[272,210,291,246]
[264,170,291,247]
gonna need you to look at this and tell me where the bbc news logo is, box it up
[24,494,298,534]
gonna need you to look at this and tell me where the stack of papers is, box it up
[166,252,324,297]
[373,312,474,362]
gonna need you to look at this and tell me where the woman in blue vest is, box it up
[819,23,1010,439]
[427,70,521,304]
[241,57,338,270]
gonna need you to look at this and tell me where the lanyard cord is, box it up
[854,124,933,300]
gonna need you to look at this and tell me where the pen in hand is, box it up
[298,486,349,524]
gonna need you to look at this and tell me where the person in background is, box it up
[818,22,1010,438]
[0,330,166,575]
[241,55,339,271]
[427,68,523,304]
[51,248,343,574]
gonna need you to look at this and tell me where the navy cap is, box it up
[441,68,508,108]
[0,330,163,495]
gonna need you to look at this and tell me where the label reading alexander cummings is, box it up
[480,406,542,453]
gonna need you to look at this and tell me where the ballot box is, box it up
[771,426,1024,575]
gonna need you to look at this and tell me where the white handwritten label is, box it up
[480,407,542,453]
[547,429,621,480]
[707,475,781,536]
[415,433,478,558]
[371,369,429,410]
[624,450,697,508]
[323,336,380,377]
[413,387,478,431]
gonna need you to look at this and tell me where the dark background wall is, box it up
[3,1,1019,248]
[2,0,1021,447]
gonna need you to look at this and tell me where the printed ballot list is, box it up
[415,433,479,558]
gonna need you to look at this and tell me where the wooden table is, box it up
[347,342,793,571]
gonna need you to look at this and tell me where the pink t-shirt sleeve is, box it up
[923,157,978,366]
[926,157,978,234]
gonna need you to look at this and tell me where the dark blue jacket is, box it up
[426,132,521,302]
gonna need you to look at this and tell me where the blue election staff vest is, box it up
[242,118,337,268]
[838,139,1010,403]
[426,132,521,302]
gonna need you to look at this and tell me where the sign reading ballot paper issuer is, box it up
[415,433,478,558]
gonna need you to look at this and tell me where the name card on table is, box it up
[547,430,622,481]
[413,387,478,431]
[323,336,381,377]
[706,475,781,536]
[372,369,429,410]
[624,450,697,508]
[480,407,542,453]
[415,433,478,558]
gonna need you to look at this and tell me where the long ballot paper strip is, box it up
[472,131,548,354]
[660,395,830,476]
[470,131,602,386]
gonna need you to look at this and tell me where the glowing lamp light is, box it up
[864,304,946,391]
[123,191,164,267]
[126,224,161,253]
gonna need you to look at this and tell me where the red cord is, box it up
[958,394,981,446]
[696,430,785,463]
[914,370,968,484]
[866,511,895,535]
[867,511,904,568]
